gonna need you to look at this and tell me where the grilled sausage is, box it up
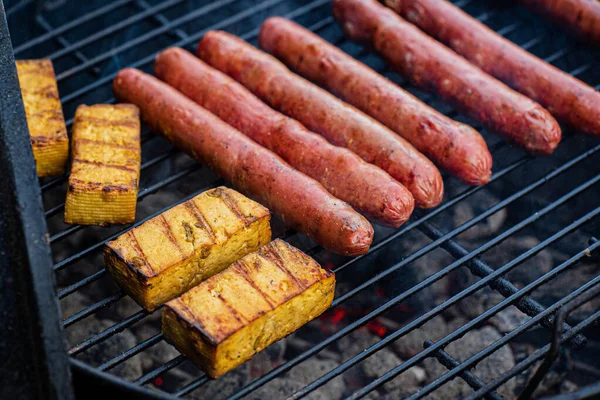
[113,68,374,256]
[383,0,600,137]
[259,17,491,188]
[155,47,414,226]
[333,0,562,155]
[197,31,446,207]
[518,0,600,44]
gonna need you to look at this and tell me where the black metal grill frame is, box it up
[3,0,600,399]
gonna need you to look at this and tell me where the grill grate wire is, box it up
[7,0,600,399]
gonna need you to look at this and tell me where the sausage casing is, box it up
[333,0,562,155]
[113,68,374,256]
[384,0,600,136]
[259,17,492,188]
[197,30,447,205]
[154,47,414,226]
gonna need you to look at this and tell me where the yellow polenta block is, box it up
[64,104,140,225]
[162,239,335,378]
[16,59,68,177]
[104,187,271,311]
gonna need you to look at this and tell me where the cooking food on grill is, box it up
[113,68,374,256]
[162,238,335,378]
[64,104,141,226]
[154,47,414,226]
[15,59,68,177]
[518,0,600,44]
[333,0,562,156]
[384,0,600,137]
[104,187,271,311]
[197,31,446,207]
[259,17,492,188]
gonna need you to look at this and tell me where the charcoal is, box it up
[337,328,379,362]
[189,364,250,400]
[140,340,180,372]
[489,305,530,333]
[362,347,425,393]
[247,339,287,378]
[482,236,557,285]
[422,326,516,398]
[454,289,505,320]
[65,317,142,381]
[246,378,328,400]
[285,358,346,400]
[374,231,454,315]
[391,315,449,359]
[60,291,92,319]
[442,184,507,243]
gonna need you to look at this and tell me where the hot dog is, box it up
[258,17,492,187]
[333,0,562,155]
[384,0,600,136]
[113,68,374,256]
[518,0,600,44]
[196,31,446,207]
[154,47,414,226]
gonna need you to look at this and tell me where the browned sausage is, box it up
[518,0,600,44]
[259,17,491,188]
[333,0,562,155]
[196,31,446,207]
[154,47,414,227]
[384,0,600,137]
[112,68,374,256]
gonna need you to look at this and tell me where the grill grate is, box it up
[6,0,600,399]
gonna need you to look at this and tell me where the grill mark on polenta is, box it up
[171,300,217,346]
[184,201,216,243]
[215,188,252,226]
[75,116,140,129]
[260,243,306,290]
[129,230,154,275]
[74,138,138,150]
[72,158,138,172]
[158,214,184,256]
[233,260,276,309]
[207,281,249,325]
[30,136,63,144]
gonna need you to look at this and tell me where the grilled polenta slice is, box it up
[16,59,68,176]
[162,239,336,378]
[105,187,271,311]
[64,104,140,225]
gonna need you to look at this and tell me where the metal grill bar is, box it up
[58,0,329,110]
[423,340,506,400]
[35,15,92,69]
[174,376,211,397]
[418,222,588,347]
[63,292,124,327]
[330,141,600,309]
[135,0,188,41]
[13,0,134,54]
[393,277,600,400]
[45,0,186,62]
[98,333,164,372]
[237,174,600,400]
[465,309,600,400]
[68,309,151,356]
[134,355,186,385]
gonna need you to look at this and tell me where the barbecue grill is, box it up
[1,0,600,399]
